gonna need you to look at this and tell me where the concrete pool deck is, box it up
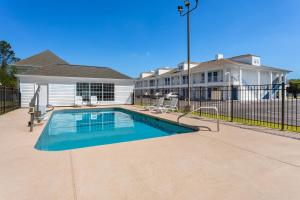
[0,105,300,200]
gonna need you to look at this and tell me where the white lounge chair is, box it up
[165,97,179,112]
[90,96,98,106]
[145,97,164,111]
[75,96,83,107]
[154,97,178,113]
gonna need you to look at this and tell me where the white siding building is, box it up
[135,54,291,101]
[14,50,134,107]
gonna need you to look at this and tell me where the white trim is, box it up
[15,74,133,83]
[16,74,133,86]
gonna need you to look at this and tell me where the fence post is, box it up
[3,87,6,113]
[132,91,135,105]
[199,88,202,116]
[281,82,285,130]
[230,85,234,122]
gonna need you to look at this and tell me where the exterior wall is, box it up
[49,84,75,106]
[260,71,270,85]
[230,68,240,84]
[17,75,134,108]
[19,83,36,107]
[241,69,258,85]
[135,64,289,101]
[114,85,134,105]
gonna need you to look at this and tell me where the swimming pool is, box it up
[35,108,197,151]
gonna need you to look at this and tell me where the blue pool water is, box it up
[35,108,196,151]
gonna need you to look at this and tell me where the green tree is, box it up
[288,79,300,98]
[0,41,20,87]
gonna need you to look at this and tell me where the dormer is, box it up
[155,67,172,76]
[177,62,199,71]
[230,54,261,66]
[215,54,224,60]
[140,71,154,78]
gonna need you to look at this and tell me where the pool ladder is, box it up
[177,106,220,132]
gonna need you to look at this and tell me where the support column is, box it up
[204,70,208,85]
[270,72,273,84]
[239,68,243,85]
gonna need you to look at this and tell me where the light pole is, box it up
[178,0,199,111]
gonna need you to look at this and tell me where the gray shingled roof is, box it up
[14,50,132,79]
[140,59,290,80]
[19,64,132,79]
[14,50,68,67]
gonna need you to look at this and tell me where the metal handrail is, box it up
[177,106,220,132]
[28,85,41,132]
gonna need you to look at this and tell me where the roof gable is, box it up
[14,50,68,67]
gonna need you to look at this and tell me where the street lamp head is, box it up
[184,0,190,7]
[178,5,183,13]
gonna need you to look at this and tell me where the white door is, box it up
[39,84,48,106]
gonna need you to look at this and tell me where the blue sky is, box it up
[1,0,299,79]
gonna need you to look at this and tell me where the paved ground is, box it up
[0,106,300,200]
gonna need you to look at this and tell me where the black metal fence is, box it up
[134,83,300,133]
[0,86,21,115]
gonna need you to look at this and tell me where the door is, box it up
[232,87,238,100]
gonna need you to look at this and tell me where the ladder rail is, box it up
[177,106,220,132]
[28,85,41,132]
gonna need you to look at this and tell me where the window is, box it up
[90,83,102,101]
[201,73,205,83]
[164,77,170,86]
[208,72,212,82]
[76,83,90,102]
[213,71,218,82]
[150,80,155,87]
[208,70,223,82]
[182,75,189,84]
[76,82,114,102]
[103,83,114,101]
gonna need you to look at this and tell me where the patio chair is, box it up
[165,97,178,112]
[90,96,98,106]
[75,96,83,107]
[154,97,178,113]
[144,97,164,111]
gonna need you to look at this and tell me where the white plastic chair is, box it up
[75,96,83,107]
[145,97,164,111]
[155,98,178,113]
[165,97,179,112]
[90,96,98,106]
